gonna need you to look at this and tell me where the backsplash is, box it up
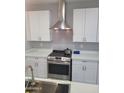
[26,30,99,51]
[26,41,99,51]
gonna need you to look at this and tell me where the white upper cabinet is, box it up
[73,9,85,42]
[85,8,99,42]
[28,11,41,41]
[73,8,99,42]
[39,11,50,41]
[26,10,51,41]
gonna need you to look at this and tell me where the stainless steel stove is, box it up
[47,49,72,81]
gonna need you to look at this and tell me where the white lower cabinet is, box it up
[36,58,47,78]
[72,61,85,82]
[25,57,37,77]
[25,56,47,78]
[72,60,98,84]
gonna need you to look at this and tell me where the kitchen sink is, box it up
[25,80,58,93]
[25,80,70,93]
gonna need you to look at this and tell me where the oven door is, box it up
[48,61,70,80]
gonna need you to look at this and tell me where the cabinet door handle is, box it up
[82,66,84,70]
[85,66,86,71]
[82,66,84,71]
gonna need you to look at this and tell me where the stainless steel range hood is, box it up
[50,0,72,31]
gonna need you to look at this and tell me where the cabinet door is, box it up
[28,11,41,41]
[37,57,47,78]
[84,61,98,84]
[25,57,35,76]
[33,57,39,77]
[72,61,84,82]
[85,8,99,42]
[27,11,50,41]
[73,9,85,42]
[25,57,38,77]
[39,11,50,41]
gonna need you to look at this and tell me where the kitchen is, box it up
[25,0,99,93]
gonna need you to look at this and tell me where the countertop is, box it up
[25,48,52,58]
[25,77,98,93]
[72,50,99,61]
[26,48,99,61]
[70,82,98,93]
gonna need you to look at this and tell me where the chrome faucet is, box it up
[26,65,34,82]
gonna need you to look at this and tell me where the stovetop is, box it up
[48,50,71,58]
[47,50,72,62]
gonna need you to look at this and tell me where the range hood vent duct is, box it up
[50,0,72,31]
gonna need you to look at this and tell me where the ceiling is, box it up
[26,0,98,5]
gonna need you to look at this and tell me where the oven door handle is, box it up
[48,61,70,65]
